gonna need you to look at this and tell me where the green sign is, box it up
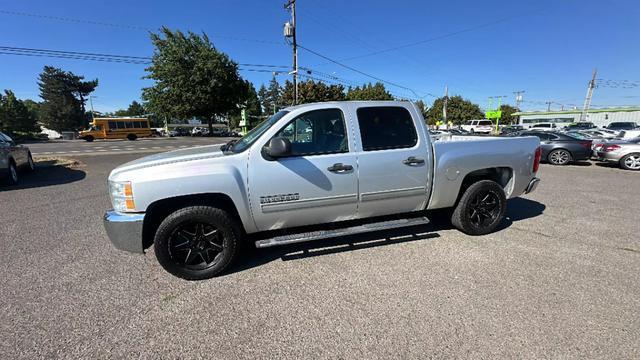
[485,110,502,119]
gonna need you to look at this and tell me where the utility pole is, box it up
[284,0,298,104]
[89,95,96,121]
[442,85,448,128]
[513,90,525,110]
[580,68,597,122]
[545,101,552,112]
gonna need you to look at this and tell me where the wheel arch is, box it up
[454,167,514,206]
[142,193,244,250]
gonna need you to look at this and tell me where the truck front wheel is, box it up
[451,180,506,235]
[153,206,241,280]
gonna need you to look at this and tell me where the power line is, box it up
[296,43,419,97]
[0,45,289,69]
[0,9,282,45]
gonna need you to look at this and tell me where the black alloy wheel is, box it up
[154,206,240,280]
[467,191,501,228]
[168,222,225,270]
[451,180,507,235]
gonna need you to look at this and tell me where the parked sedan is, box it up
[596,137,640,171]
[0,131,35,185]
[515,131,592,165]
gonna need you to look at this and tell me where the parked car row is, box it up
[163,127,242,137]
[504,126,640,171]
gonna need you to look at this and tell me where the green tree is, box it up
[258,76,282,115]
[281,79,345,105]
[22,99,41,125]
[113,100,146,117]
[142,27,247,135]
[228,81,262,129]
[414,99,429,121]
[346,82,394,100]
[426,95,483,125]
[499,104,519,125]
[38,66,98,131]
[0,90,37,133]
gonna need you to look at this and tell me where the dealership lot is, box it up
[0,152,638,358]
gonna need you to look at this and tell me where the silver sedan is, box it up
[1,131,35,184]
[596,137,640,171]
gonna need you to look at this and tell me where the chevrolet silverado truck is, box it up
[104,101,542,280]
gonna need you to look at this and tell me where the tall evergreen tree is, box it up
[38,66,97,131]
[258,76,282,115]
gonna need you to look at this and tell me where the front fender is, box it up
[113,156,257,234]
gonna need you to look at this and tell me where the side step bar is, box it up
[255,216,430,248]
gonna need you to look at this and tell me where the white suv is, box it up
[461,120,493,134]
[191,127,209,136]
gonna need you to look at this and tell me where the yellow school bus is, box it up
[79,118,152,141]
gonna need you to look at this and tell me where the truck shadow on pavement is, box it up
[0,165,86,192]
[226,197,545,275]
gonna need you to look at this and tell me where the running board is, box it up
[255,216,430,248]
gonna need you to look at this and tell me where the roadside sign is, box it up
[485,110,502,119]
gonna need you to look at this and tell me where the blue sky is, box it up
[1,0,639,113]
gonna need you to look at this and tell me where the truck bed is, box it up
[427,135,540,210]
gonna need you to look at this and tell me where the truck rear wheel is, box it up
[451,180,506,235]
[153,206,240,280]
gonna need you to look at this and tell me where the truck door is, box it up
[353,105,430,218]
[248,107,359,231]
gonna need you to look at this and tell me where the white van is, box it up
[461,120,493,134]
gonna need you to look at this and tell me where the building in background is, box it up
[514,107,640,128]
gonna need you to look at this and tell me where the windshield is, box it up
[229,110,289,153]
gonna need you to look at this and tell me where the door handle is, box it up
[327,163,353,173]
[403,156,425,166]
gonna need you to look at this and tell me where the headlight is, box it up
[109,180,136,212]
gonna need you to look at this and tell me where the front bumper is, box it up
[525,177,540,194]
[103,210,145,253]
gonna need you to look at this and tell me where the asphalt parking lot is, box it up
[1,149,639,358]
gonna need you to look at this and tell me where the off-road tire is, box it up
[154,206,241,280]
[451,180,507,235]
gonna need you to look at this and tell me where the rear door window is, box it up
[357,106,417,151]
[479,120,493,126]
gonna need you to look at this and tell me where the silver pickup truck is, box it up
[104,101,541,279]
